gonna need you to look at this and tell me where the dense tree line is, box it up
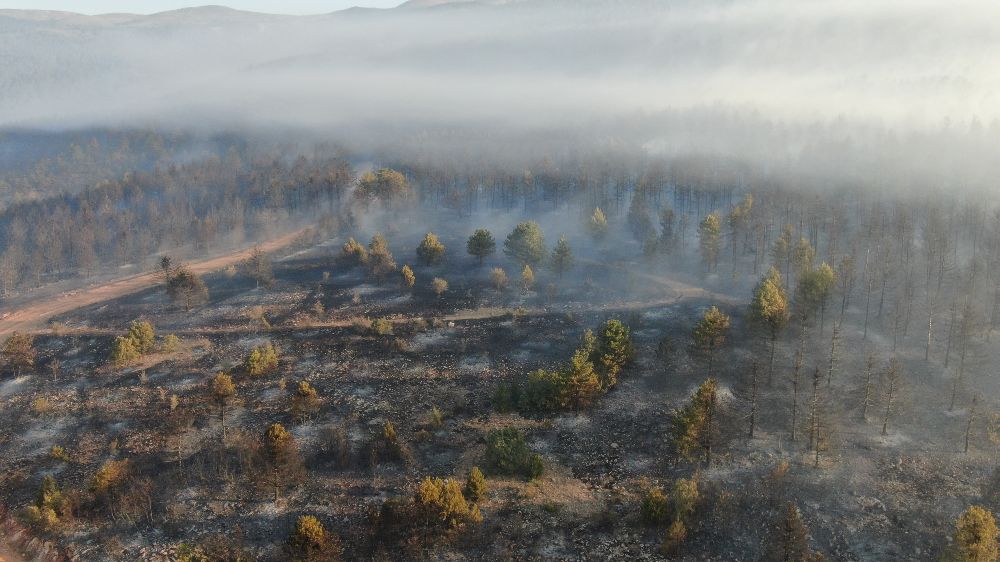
[0,146,353,296]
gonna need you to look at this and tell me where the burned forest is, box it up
[1,1,1000,561]
[0,137,997,561]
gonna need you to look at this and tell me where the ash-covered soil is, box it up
[1,239,996,561]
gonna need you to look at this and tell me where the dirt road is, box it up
[0,228,311,338]
[0,242,743,340]
[29,256,743,339]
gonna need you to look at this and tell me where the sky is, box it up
[0,0,400,14]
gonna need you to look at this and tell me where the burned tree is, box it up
[881,358,902,436]
[747,359,760,439]
[861,352,877,421]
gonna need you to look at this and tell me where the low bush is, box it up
[160,334,181,353]
[244,342,279,376]
[641,487,670,525]
[368,421,409,467]
[49,445,71,462]
[495,320,635,415]
[370,318,394,336]
[484,428,543,480]
[464,467,488,503]
[285,515,343,561]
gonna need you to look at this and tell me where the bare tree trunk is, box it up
[840,284,850,323]
[925,298,934,361]
[863,264,874,342]
[767,331,777,386]
[861,353,876,420]
[220,403,227,443]
[882,361,900,436]
[877,275,888,319]
[748,360,759,440]
[704,389,716,466]
[950,371,962,412]
[965,396,978,454]
[944,301,957,368]
[991,283,1000,340]
[808,367,821,450]
[814,416,823,469]
[826,326,839,387]
[790,328,805,442]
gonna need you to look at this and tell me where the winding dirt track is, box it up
[0,228,311,338]
[36,261,740,338]
[0,239,740,340]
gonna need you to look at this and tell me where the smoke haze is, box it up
[2,0,999,190]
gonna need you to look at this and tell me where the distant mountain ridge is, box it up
[0,0,993,134]
[0,5,297,25]
[0,0,545,22]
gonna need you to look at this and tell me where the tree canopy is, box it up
[691,306,731,370]
[673,378,719,463]
[467,229,496,264]
[2,331,36,376]
[588,207,608,241]
[417,232,446,265]
[698,213,722,272]
[550,236,574,277]
[355,168,411,206]
[166,266,208,310]
[953,506,998,562]
[504,222,546,266]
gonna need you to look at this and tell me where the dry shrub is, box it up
[367,421,412,468]
[318,423,352,469]
[31,397,52,417]
[766,460,791,507]
[50,445,71,462]
[441,388,469,415]
[370,318,394,336]
[411,318,427,332]
[351,317,372,334]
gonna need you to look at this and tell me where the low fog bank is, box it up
[1,0,999,193]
